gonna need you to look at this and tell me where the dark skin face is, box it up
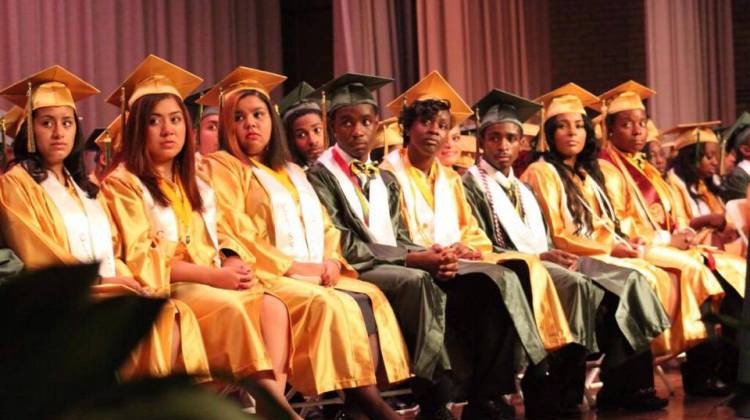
[697,142,720,178]
[406,109,451,172]
[609,109,648,154]
[480,122,522,176]
[331,104,378,161]
[646,140,667,175]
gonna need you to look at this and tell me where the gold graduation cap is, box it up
[106,55,203,108]
[387,71,473,127]
[0,65,99,153]
[663,121,721,150]
[522,123,539,138]
[534,83,598,152]
[1,106,25,138]
[197,66,286,107]
[371,117,404,156]
[646,119,661,142]
[598,80,655,116]
[92,115,123,167]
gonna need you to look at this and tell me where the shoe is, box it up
[683,376,732,397]
[462,400,515,420]
[597,387,668,412]
[415,405,456,420]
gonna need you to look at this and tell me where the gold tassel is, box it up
[320,90,329,148]
[26,82,35,153]
[536,106,549,152]
[695,129,702,165]
[196,92,205,146]
[599,99,609,147]
[718,129,727,176]
[119,87,127,127]
[1,115,6,168]
[218,87,225,150]
[103,128,112,168]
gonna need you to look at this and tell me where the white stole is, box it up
[468,161,549,253]
[318,147,397,246]
[385,150,461,247]
[668,169,710,217]
[137,176,221,267]
[252,162,326,263]
[40,171,116,277]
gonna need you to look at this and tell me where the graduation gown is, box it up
[667,170,745,256]
[101,165,278,380]
[307,157,450,380]
[380,149,575,363]
[462,163,670,354]
[203,151,411,395]
[0,165,210,379]
[720,164,750,202]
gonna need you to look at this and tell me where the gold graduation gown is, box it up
[0,165,210,379]
[521,160,720,354]
[666,171,745,256]
[203,151,410,395]
[600,145,744,297]
[380,150,574,353]
[101,165,280,380]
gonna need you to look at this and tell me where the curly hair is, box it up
[541,114,619,235]
[12,111,99,198]
[399,99,452,146]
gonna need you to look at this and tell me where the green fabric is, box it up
[720,166,750,201]
[308,73,392,116]
[0,248,23,284]
[462,171,671,354]
[278,81,317,119]
[473,89,541,135]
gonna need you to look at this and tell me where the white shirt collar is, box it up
[479,157,515,188]
[334,143,371,165]
[738,160,750,177]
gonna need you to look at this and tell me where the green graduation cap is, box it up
[308,73,393,116]
[278,82,318,122]
[473,89,542,136]
[184,88,218,128]
[723,111,750,153]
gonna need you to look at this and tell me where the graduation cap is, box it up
[106,55,202,108]
[534,83,598,152]
[646,119,661,142]
[663,121,721,150]
[85,128,105,152]
[278,82,320,123]
[522,123,539,138]
[723,112,750,153]
[1,106,24,168]
[308,73,392,117]
[371,117,403,155]
[90,115,123,168]
[473,89,541,136]
[387,71,473,127]
[184,88,218,127]
[598,80,655,115]
[106,55,202,137]
[0,65,99,153]
[197,66,286,108]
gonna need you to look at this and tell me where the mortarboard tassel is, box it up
[196,92,205,146]
[599,99,609,147]
[0,115,6,169]
[718,129,727,176]
[26,82,35,153]
[320,90,329,148]
[119,86,127,128]
[695,129,702,165]
[536,106,549,153]
[103,129,112,168]
[218,87,226,150]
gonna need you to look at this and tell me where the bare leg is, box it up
[343,333,400,420]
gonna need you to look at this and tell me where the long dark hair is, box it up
[284,107,321,166]
[541,114,614,235]
[12,110,99,198]
[220,89,290,170]
[668,143,722,197]
[399,99,451,146]
[119,93,203,212]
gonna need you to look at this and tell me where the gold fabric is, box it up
[601,145,745,296]
[380,152,575,351]
[197,67,286,106]
[106,55,202,108]
[0,65,99,110]
[101,165,279,379]
[521,161,716,354]
[598,158,738,352]
[386,71,473,125]
[203,151,411,395]
[0,165,210,379]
